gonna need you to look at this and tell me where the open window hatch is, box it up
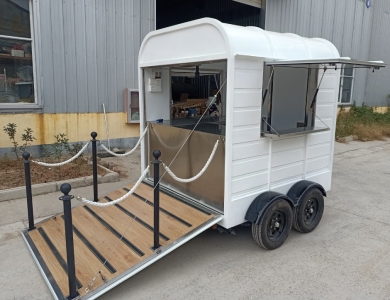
[261,58,386,138]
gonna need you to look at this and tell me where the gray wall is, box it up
[36,0,155,114]
[365,0,390,106]
[265,0,388,106]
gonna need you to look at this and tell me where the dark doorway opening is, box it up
[156,0,263,30]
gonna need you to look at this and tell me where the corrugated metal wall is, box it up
[37,0,155,113]
[265,0,383,106]
[365,0,390,106]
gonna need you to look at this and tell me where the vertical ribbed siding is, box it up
[37,0,155,113]
[265,0,379,106]
[365,0,390,106]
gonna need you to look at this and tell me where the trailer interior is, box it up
[143,60,227,213]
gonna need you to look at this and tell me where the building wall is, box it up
[0,0,155,154]
[365,0,390,106]
[265,0,386,106]
[37,0,155,114]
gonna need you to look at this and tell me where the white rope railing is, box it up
[75,166,150,207]
[99,125,148,157]
[162,140,219,183]
[31,141,90,167]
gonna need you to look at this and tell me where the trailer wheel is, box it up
[252,199,293,250]
[293,188,324,233]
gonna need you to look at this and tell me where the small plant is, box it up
[65,142,83,157]
[52,133,69,160]
[19,127,36,154]
[2,123,37,159]
[42,145,54,159]
[3,123,19,159]
[66,142,85,170]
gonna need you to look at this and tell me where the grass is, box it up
[336,105,390,141]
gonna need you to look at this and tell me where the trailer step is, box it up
[23,183,223,300]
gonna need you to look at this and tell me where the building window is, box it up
[125,89,140,123]
[338,66,354,105]
[0,0,35,105]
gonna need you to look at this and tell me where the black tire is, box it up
[251,199,293,250]
[293,188,324,233]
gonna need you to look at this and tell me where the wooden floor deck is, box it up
[26,183,219,299]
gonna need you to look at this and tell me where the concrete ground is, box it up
[1,140,390,300]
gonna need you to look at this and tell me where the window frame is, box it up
[338,65,355,105]
[0,0,41,111]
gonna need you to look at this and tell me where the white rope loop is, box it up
[162,140,219,183]
[75,166,150,207]
[99,125,148,157]
[31,141,90,167]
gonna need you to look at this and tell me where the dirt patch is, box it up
[336,105,390,142]
[0,157,108,190]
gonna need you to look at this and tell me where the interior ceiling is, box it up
[157,0,205,11]
[156,0,262,30]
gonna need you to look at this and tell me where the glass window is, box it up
[338,66,354,104]
[0,0,35,105]
[0,0,31,38]
[130,91,140,121]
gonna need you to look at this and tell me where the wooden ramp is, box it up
[22,183,222,300]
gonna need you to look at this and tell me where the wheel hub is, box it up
[304,198,318,224]
[267,210,286,240]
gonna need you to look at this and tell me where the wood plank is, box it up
[98,196,170,246]
[110,188,194,231]
[87,199,158,254]
[39,218,112,294]
[28,182,219,299]
[29,229,69,297]
[106,189,190,239]
[133,183,213,225]
[71,208,143,274]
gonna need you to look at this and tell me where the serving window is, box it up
[261,64,320,137]
[261,58,385,138]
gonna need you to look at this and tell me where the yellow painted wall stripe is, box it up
[0,112,140,147]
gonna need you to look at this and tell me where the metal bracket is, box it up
[99,271,107,283]
[152,246,162,254]
[217,225,236,235]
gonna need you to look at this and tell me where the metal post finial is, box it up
[91,131,97,139]
[153,149,161,160]
[60,183,71,196]
[22,151,30,160]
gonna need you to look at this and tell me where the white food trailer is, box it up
[139,17,385,249]
[23,18,385,300]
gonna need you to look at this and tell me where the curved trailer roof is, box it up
[139,17,340,67]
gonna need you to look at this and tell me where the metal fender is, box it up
[287,180,326,206]
[245,191,294,225]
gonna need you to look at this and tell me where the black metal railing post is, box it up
[59,183,79,300]
[152,150,161,250]
[91,132,98,202]
[22,152,35,231]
